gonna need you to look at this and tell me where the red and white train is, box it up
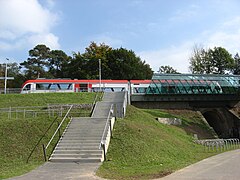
[20,79,151,94]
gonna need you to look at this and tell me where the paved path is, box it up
[8,162,103,180]
[160,149,240,180]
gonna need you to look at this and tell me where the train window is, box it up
[36,83,47,90]
[59,83,72,90]
[23,84,31,90]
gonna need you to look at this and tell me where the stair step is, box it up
[56,143,99,147]
[49,157,102,163]
[59,140,100,143]
[59,141,100,146]
[60,136,101,140]
[63,131,102,133]
[51,154,102,158]
[55,147,99,150]
[53,150,102,154]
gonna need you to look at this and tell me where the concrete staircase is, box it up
[49,117,105,163]
[49,92,127,163]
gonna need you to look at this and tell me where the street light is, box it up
[4,58,9,94]
[99,59,102,92]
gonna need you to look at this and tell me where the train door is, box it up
[74,83,80,92]
[80,84,88,92]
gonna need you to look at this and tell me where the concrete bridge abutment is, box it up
[198,108,240,138]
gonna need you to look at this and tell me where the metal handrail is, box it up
[90,92,100,116]
[99,104,114,149]
[42,105,73,161]
[26,116,59,163]
[45,105,73,150]
[194,138,240,152]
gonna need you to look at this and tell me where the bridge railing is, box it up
[194,139,240,152]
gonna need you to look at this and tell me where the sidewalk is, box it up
[8,162,104,180]
[159,149,240,180]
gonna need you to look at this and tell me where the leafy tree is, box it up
[189,45,212,74]
[49,50,71,78]
[106,48,153,79]
[231,53,240,75]
[64,52,89,79]
[158,65,179,74]
[82,42,112,79]
[0,63,25,88]
[189,46,234,74]
[210,47,234,74]
[8,63,25,88]
[20,44,51,79]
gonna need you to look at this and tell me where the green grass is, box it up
[0,92,96,179]
[0,92,96,108]
[97,106,217,179]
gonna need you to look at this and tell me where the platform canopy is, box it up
[146,73,240,95]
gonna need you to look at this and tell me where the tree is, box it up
[232,53,240,75]
[189,45,213,74]
[158,65,179,74]
[64,52,89,79]
[106,48,153,79]
[7,63,25,88]
[49,50,71,78]
[210,47,234,74]
[189,46,234,74]
[82,42,112,79]
[20,44,51,79]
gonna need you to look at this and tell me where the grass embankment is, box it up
[97,106,217,180]
[0,93,96,179]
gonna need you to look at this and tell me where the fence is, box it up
[194,139,240,152]
[0,104,92,120]
[0,88,21,94]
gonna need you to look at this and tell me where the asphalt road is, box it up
[160,149,240,180]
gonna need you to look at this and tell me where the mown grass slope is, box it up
[0,93,96,179]
[97,106,216,179]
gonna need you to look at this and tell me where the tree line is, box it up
[1,42,240,89]
[0,42,153,88]
[189,45,240,75]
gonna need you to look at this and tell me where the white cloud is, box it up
[204,16,240,54]
[28,33,60,49]
[0,0,59,51]
[139,42,193,73]
[140,15,240,74]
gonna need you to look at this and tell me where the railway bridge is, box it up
[131,73,240,139]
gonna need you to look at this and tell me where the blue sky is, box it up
[1,0,240,73]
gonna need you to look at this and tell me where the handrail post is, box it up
[109,118,112,138]
[102,143,106,161]
[57,121,61,139]
[42,144,47,161]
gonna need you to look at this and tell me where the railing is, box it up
[26,116,59,163]
[122,91,128,118]
[194,138,240,152]
[42,105,73,161]
[0,88,21,94]
[90,92,103,116]
[99,104,115,161]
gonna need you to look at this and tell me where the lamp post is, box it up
[99,59,102,92]
[4,58,9,94]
